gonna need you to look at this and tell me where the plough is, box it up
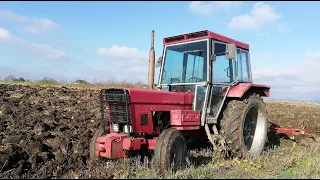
[268,119,316,140]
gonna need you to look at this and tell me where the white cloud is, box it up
[305,51,320,60]
[81,66,116,80]
[188,1,214,16]
[188,1,242,16]
[97,45,148,60]
[251,52,273,60]
[127,66,148,73]
[0,28,17,42]
[0,28,66,59]
[214,1,242,11]
[0,9,59,34]
[28,44,66,59]
[228,2,281,30]
[276,24,291,33]
[97,45,163,82]
[0,66,70,81]
[81,65,150,83]
[97,45,150,81]
[255,32,269,37]
[253,51,320,101]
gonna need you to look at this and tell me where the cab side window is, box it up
[212,42,237,83]
[237,49,251,82]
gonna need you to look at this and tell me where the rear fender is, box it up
[227,83,270,98]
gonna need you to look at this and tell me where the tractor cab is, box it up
[156,30,252,125]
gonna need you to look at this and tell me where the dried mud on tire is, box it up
[0,84,102,178]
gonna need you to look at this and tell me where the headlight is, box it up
[123,125,132,134]
[112,123,119,132]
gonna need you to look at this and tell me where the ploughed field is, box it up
[0,83,319,179]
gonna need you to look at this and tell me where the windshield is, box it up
[160,40,208,84]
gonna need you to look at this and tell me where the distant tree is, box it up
[4,75,16,81]
[74,79,89,84]
[16,77,26,82]
[38,77,58,84]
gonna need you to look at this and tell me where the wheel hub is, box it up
[243,107,259,151]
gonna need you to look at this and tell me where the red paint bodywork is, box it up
[95,133,127,159]
[99,88,204,159]
[170,110,201,130]
[163,30,249,50]
[96,133,157,159]
[268,121,314,138]
[227,83,271,98]
[126,88,194,105]
[118,83,270,135]
[124,88,194,135]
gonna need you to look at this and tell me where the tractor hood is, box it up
[124,88,194,105]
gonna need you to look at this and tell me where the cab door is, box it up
[205,41,237,124]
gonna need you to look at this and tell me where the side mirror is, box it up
[225,43,237,60]
[155,56,163,68]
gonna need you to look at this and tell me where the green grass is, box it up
[80,138,319,179]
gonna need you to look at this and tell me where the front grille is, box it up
[100,88,130,124]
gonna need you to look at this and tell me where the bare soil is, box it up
[265,100,320,136]
[0,84,319,178]
[0,84,101,178]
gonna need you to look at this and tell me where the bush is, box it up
[38,77,58,84]
[4,75,27,82]
[4,75,16,81]
[16,77,26,82]
[74,79,89,84]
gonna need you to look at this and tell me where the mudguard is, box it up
[227,83,270,98]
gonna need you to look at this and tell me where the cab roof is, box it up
[163,30,249,50]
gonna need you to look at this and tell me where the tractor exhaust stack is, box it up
[148,30,155,90]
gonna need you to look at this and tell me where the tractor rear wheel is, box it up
[89,127,109,162]
[220,94,268,158]
[154,128,187,175]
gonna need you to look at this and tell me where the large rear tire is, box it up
[154,128,187,175]
[220,94,268,158]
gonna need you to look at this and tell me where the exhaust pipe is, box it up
[148,30,155,90]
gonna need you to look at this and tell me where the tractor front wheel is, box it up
[220,94,268,158]
[154,128,187,175]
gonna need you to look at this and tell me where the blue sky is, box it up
[0,1,320,101]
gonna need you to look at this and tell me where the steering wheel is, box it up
[189,77,202,83]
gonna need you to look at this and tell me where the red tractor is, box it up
[90,30,311,175]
